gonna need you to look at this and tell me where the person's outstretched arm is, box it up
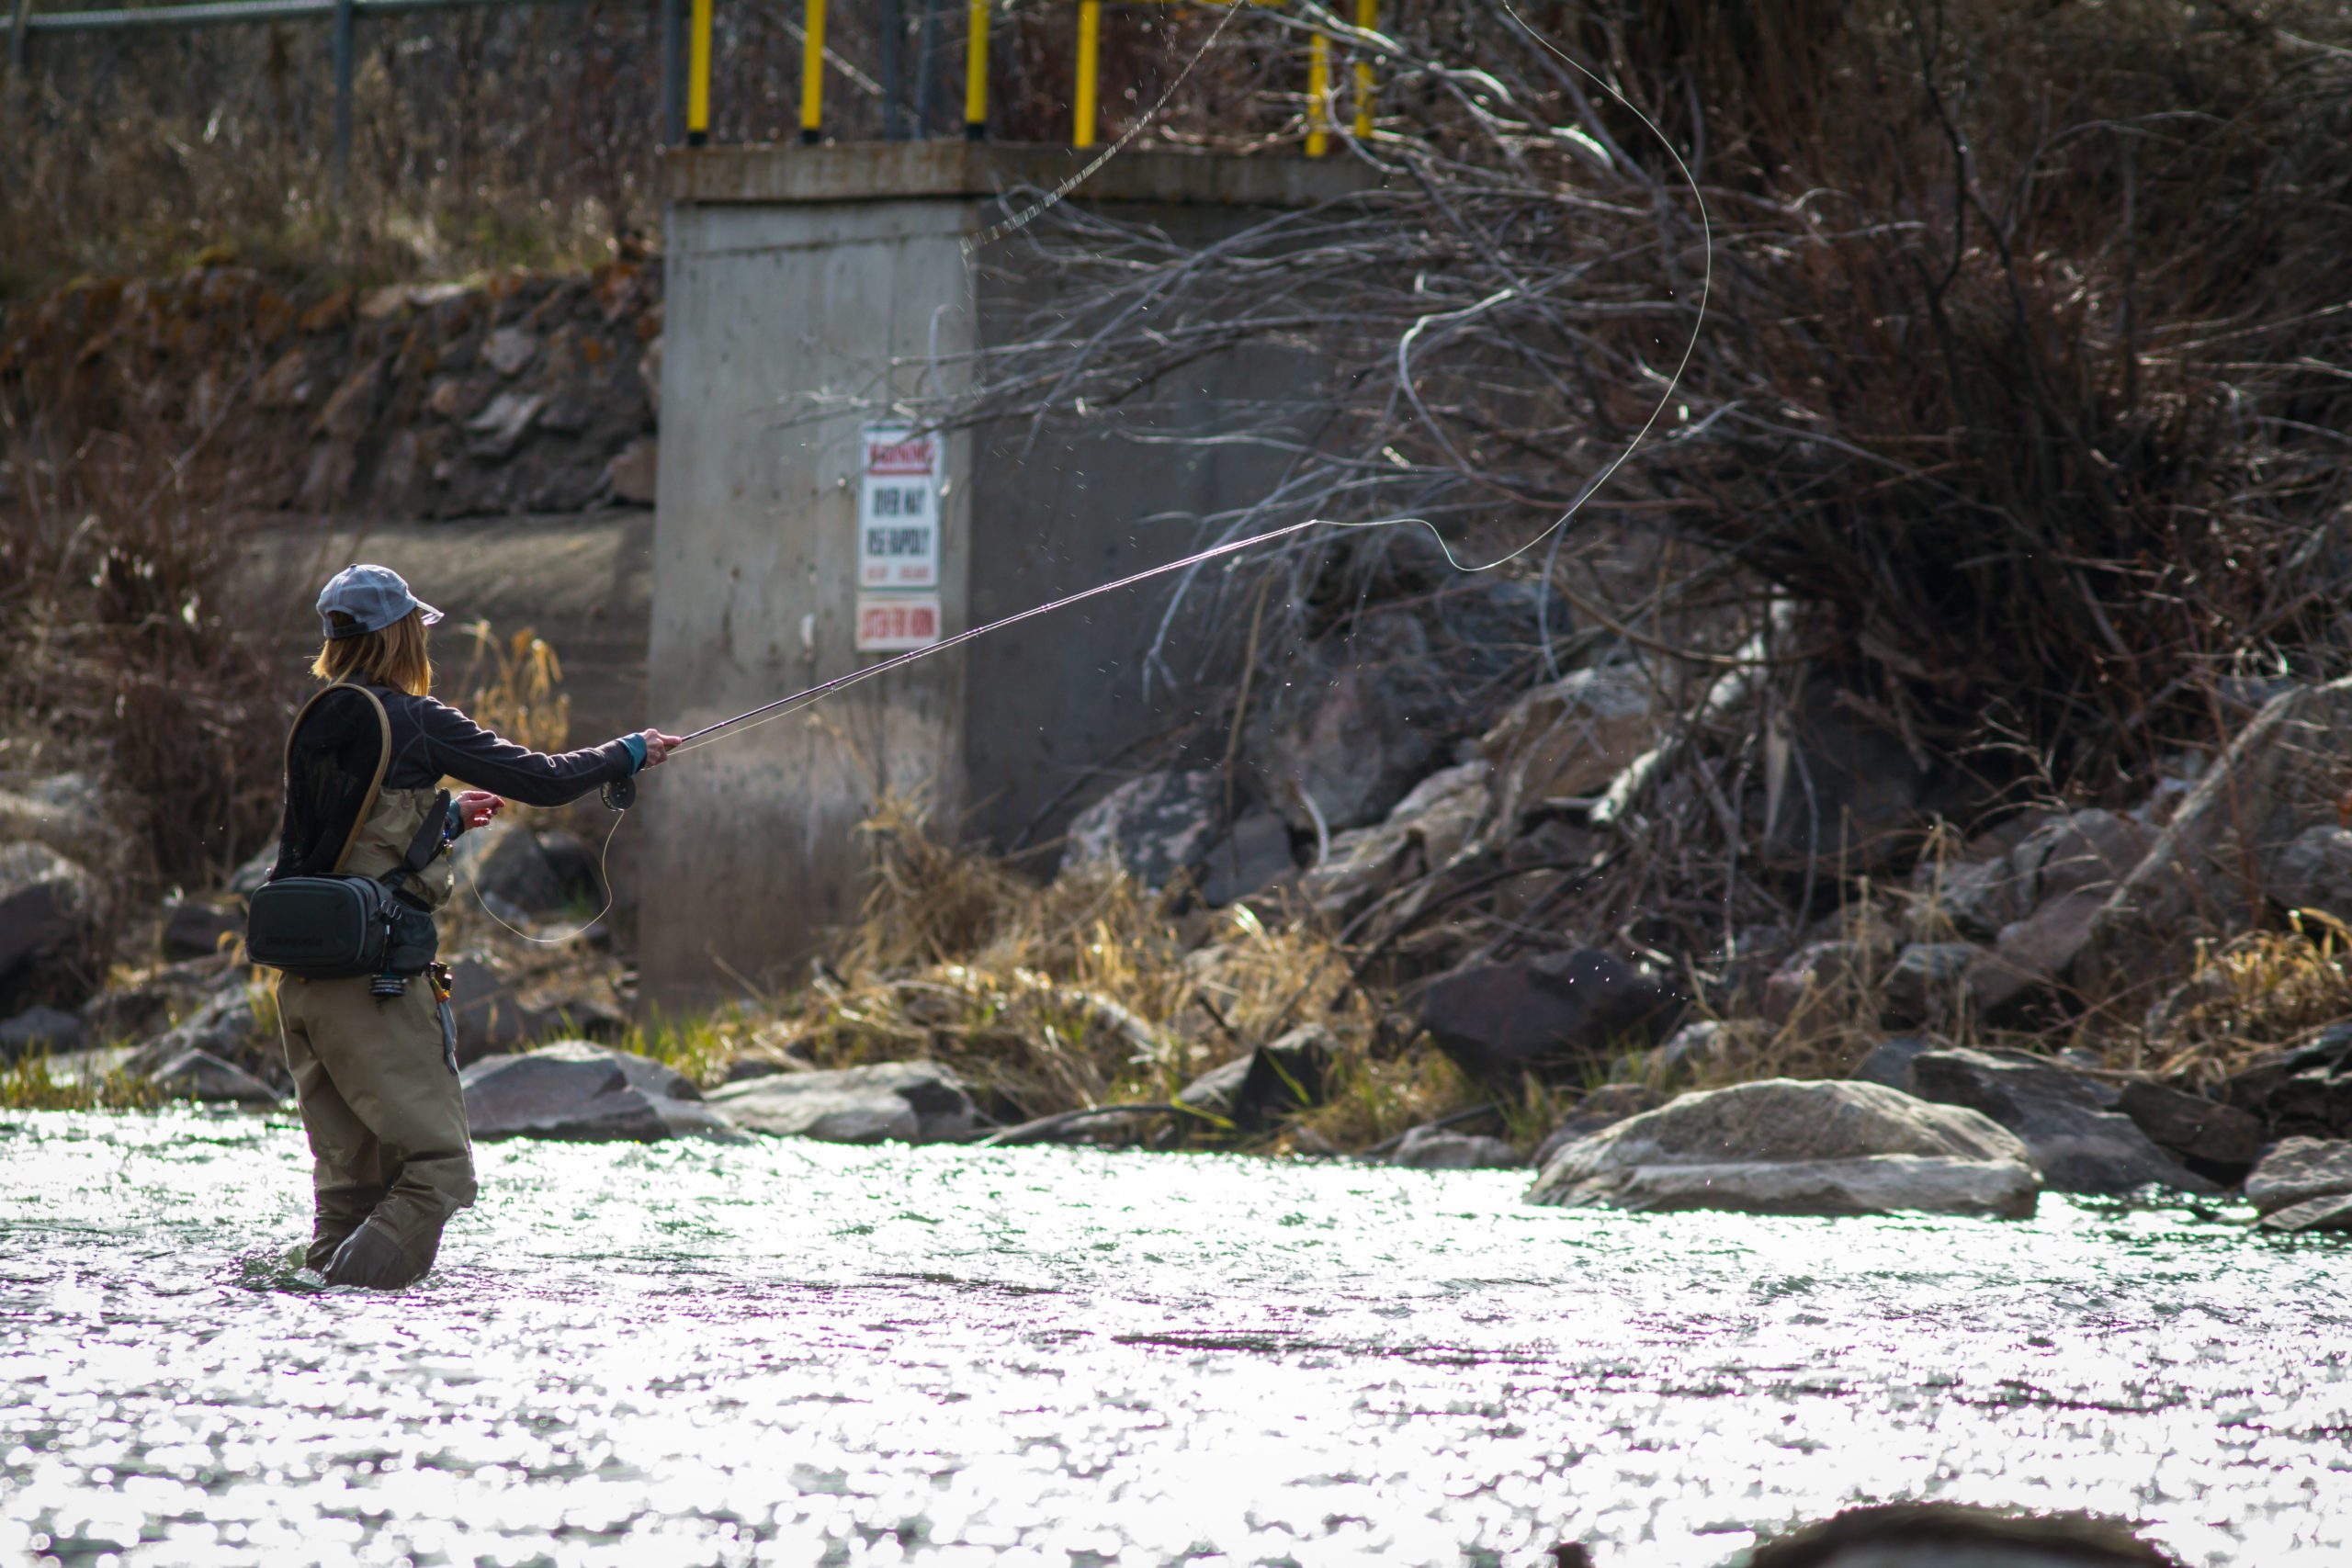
[398,695,677,809]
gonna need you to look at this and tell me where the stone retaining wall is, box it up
[0,264,662,520]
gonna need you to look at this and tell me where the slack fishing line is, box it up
[469,7,1711,948]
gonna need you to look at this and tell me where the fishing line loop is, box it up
[460,806,627,948]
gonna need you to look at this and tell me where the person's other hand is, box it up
[456,790,505,832]
[639,730,684,768]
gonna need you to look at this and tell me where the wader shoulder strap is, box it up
[380,789,453,899]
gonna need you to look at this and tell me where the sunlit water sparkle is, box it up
[1,1109,2346,1567]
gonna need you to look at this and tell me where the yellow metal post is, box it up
[800,0,826,142]
[686,0,714,145]
[1306,26,1329,155]
[964,0,989,138]
[1074,0,1102,148]
[1351,0,1375,140]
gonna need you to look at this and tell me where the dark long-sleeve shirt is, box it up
[368,686,637,806]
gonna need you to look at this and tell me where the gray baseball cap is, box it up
[317,564,444,639]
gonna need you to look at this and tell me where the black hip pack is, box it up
[248,683,449,983]
[245,801,447,980]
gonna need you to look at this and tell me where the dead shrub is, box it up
[0,427,285,890]
[2135,910,2352,1086]
[745,794,1402,1136]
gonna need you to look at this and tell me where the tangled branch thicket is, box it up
[0,429,282,891]
[903,0,2352,957]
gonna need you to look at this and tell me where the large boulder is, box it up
[1746,1502,2187,1568]
[1905,1047,2212,1194]
[1060,769,1224,890]
[443,951,627,1064]
[709,1061,978,1144]
[0,774,118,862]
[1526,1078,2038,1218]
[2080,676,2352,995]
[2008,808,2152,907]
[461,1041,745,1142]
[78,953,236,1048]
[1962,888,2108,1022]
[2219,1023,2352,1141]
[0,1004,85,1063]
[1171,1025,1336,1134]
[1388,1124,1520,1170]
[1244,551,1566,835]
[1751,693,1984,872]
[2115,1080,2265,1173]
[1909,855,2029,944]
[1416,948,1682,1085]
[1244,611,1454,834]
[451,820,576,915]
[0,841,94,980]
[1195,810,1295,908]
[124,983,284,1093]
[1476,664,1659,829]
[2261,824,2352,916]
[2242,1137,2352,1233]
[160,897,243,962]
[1297,762,1487,924]
[1904,810,2154,1020]
[147,1047,280,1104]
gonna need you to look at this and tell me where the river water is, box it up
[1,1110,2346,1567]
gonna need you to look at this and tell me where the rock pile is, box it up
[1,264,661,521]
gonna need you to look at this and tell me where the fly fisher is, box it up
[247,564,681,1290]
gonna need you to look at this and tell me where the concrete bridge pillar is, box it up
[644,143,1377,1004]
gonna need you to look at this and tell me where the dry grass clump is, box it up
[452,622,571,758]
[1289,1048,1485,1156]
[0,1052,162,1112]
[1669,1018,1829,1093]
[2130,910,2352,1087]
[740,795,1403,1139]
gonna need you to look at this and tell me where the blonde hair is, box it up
[311,608,433,696]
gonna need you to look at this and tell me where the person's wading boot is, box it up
[322,1220,430,1290]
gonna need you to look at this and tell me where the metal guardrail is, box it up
[5,0,705,178]
[3,0,1378,175]
[9,0,562,28]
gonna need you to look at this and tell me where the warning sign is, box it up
[855,593,942,652]
[858,425,940,590]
